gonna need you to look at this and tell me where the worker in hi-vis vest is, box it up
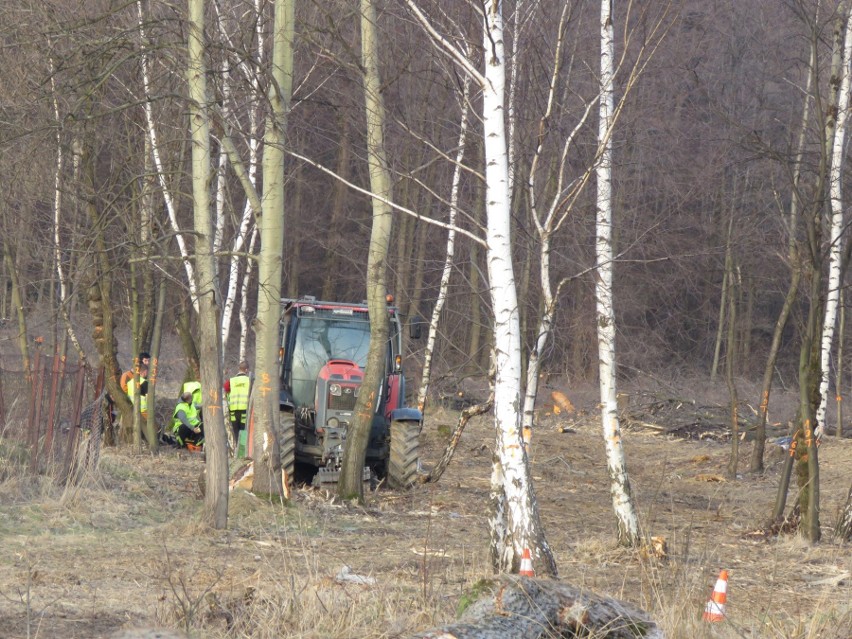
[224,361,251,450]
[171,390,203,448]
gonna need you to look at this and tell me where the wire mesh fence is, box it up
[0,342,102,482]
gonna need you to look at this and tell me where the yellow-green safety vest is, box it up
[171,401,200,433]
[228,374,250,412]
[127,376,147,413]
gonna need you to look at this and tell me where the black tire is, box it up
[388,419,420,489]
[278,411,296,484]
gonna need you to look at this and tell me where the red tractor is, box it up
[274,296,422,487]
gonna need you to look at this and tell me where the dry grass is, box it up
[1,381,851,639]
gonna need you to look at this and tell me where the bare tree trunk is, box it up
[188,0,228,528]
[339,0,394,501]
[595,0,640,547]
[80,138,128,438]
[724,224,739,480]
[145,279,167,452]
[710,256,728,383]
[837,480,852,540]
[752,38,813,473]
[836,293,844,438]
[482,2,556,576]
[250,0,294,499]
[137,0,198,310]
[466,240,484,376]
[3,244,30,377]
[751,267,800,473]
[176,297,200,382]
[817,2,852,437]
[322,114,350,301]
[417,78,471,414]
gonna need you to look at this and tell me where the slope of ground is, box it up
[0,381,850,639]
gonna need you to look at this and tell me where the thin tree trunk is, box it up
[724,226,739,480]
[818,2,852,436]
[417,78,471,415]
[596,0,640,546]
[710,261,728,383]
[837,293,844,438]
[751,268,801,473]
[137,0,198,309]
[250,0,294,499]
[467,239,484,376]
[752,38,814,473]
[188,0,228,528]
[338,0,394,501]
[3,244,30,378]
[322,115,350,301]
[483,2,556,576]
[145,279,167,452]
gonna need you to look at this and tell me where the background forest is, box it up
[0,0,825,386]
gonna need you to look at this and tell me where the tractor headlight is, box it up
[329,383,342,396]
[327,417,339,428]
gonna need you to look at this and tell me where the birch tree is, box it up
[817,2,852,438]
[137,0,198,310]
[416,76,471,414]
[481,1,556,575]
[595,0,640,546]
[395,0,556,575]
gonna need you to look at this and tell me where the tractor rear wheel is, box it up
[278,411,296,484]
[388,420,420,489]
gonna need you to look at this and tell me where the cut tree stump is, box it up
[410,575,663,639]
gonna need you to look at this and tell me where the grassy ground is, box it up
[1,381,850,639]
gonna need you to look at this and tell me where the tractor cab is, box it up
[277,297,417,485]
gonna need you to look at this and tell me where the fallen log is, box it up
[410,575,663,639]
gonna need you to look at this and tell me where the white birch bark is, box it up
[817,5,852,437]
[417,76,471,413]
[239,225,259,362]
[521,2,588,432]
[50,57,90,375]
[483,0,556,576]
[596,0,639,546]
[214,0,264,352]
[137,0,198,309]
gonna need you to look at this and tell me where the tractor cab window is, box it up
[290,315,372,407]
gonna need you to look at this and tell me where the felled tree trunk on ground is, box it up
[409,576,663,639]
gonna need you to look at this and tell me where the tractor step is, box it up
[312,465,371,487]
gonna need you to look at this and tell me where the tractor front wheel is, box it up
[278,411,296,484]
[388,420,420,489]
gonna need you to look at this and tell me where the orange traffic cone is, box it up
[702,569,728,622]
[519,548,535,577]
